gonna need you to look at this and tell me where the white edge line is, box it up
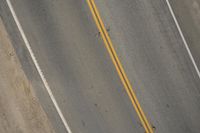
[165,0,200,79]
[6,0,72,132]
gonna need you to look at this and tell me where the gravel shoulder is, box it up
[0,17,55,133]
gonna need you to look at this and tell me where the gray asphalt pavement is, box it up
[95,0,200,132]
[1,0,200,133]
[2,0,143,133]
[169,0,200,75]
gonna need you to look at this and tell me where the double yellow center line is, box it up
[87,0,153,133]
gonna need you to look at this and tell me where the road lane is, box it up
[3,0,144,132]
[87,0,153,132]
[2,0,200,132]
[94,0,200,133]
[169,0,200,77]
[166,0,200,79]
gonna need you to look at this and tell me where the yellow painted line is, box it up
[86,0,154,133]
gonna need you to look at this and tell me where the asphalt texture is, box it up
[1,0,200,133]
[169,0,200,74]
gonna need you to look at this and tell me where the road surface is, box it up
[1,0,200,133]
[1,0,143,133]
[169,0,200,74]
[94,0,200,132]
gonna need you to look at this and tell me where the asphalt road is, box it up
[94,0,200,132]
[2,0,143,133]
[2,0,200,133]
[169,0,200,74]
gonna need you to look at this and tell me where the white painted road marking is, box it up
[6,0,200,132]
[6,0,72,132]
[166,0,200,79]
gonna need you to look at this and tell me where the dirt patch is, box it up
[0,17,55,133]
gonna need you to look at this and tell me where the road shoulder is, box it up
[0,17,55,133]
